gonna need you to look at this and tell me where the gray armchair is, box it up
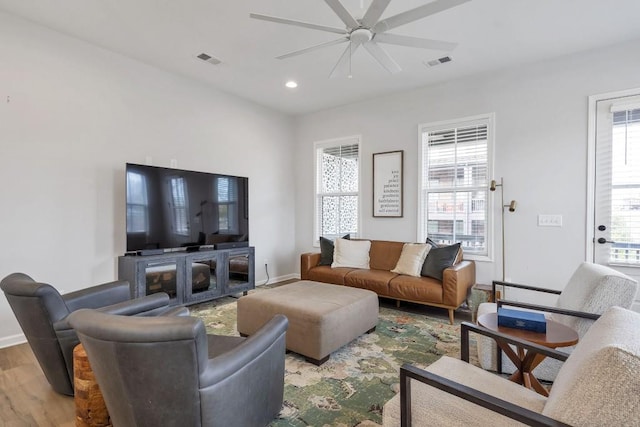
[67,309,289,427]
[0,272,183,396]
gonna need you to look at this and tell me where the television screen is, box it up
[125,163,249,253]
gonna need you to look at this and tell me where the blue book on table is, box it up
[497,308,547,333]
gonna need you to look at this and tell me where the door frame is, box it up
[586,87,640,263]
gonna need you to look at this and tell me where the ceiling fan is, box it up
[250,0,471,77]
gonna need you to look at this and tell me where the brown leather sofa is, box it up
[301,239,476,324]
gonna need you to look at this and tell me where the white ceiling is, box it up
[2,0,640,115]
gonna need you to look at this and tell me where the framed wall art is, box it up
[373,150,403,217]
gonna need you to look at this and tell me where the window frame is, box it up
[313,135,362,246]
[417,113,495,262]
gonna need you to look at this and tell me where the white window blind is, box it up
[419,115,493,257]
[609,107,640,264]
[314,136,360,243]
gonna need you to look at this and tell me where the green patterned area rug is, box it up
[190,291,474,427]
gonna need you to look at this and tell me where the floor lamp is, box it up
[490,178,517,297]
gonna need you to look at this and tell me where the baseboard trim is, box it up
[0,333,26,349]
[257,273,300,286]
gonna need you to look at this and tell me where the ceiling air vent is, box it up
[197,53,221,65]
[425,56,452,67]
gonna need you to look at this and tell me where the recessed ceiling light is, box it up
[285,81,298,89]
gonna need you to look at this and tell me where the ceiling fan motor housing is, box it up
[350,28,373,44]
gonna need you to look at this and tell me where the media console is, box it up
[118,247,255,306]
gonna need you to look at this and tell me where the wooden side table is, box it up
[477,312,578,396]
[73,344,111,427]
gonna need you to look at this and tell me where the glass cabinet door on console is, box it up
[138,259,185,305]
[224,248,255,296]
[185,252,223,304]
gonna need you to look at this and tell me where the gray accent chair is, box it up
[0,272,185,396]
[67,309,289,427]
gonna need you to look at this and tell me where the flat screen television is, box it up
[125,163,249,254]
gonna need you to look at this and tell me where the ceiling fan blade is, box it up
[374,33,457,51]
[276,37,349,60]
[363,41,401,74]
[361,0,391,28]
[324,0,359,29]
[250,13,347,35]
[373,0,471,33]
[329,42,362,78]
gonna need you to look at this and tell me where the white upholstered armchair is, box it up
[383,306,640,426]
[476,262,637,381]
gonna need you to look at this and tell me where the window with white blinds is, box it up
[609,106,640,263]
[314,136,361,243]
[419,115,494,258]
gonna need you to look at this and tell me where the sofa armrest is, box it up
[300,253,321,280]
[63,280,131,312]
[442,260,476,307]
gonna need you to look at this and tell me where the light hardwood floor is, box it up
[0,343,74,426]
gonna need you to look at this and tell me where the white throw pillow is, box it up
[332,238,371,269]
[391,243,432,277]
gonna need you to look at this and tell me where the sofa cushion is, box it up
[388,275,444,304]
[332,239,371,269]
[344,269,396,296]
[318,234,350,266]
[391,243,431,277]
[421,243,461,281]
[305,265,354,286]
[369,240,405,271]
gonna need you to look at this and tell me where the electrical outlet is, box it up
[264,258,268,266]
[538,214,563,227]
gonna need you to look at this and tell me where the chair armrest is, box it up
[459,321,569,363]
[491,280,562,301]
[496,299,600,321]
[199,315,288,387]
[63,280,131,311]
[399,364,571,427]
[54,293,173,331]
[96,292,172,316]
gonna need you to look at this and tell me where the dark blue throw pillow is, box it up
[421,242,461,281]
[318,234,350,266]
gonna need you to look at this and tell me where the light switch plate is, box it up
[538,214,563,227]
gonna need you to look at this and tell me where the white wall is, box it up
[0,12,296,346]
[295,38,640,303]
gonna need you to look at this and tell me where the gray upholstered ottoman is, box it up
[237,280,379,365]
